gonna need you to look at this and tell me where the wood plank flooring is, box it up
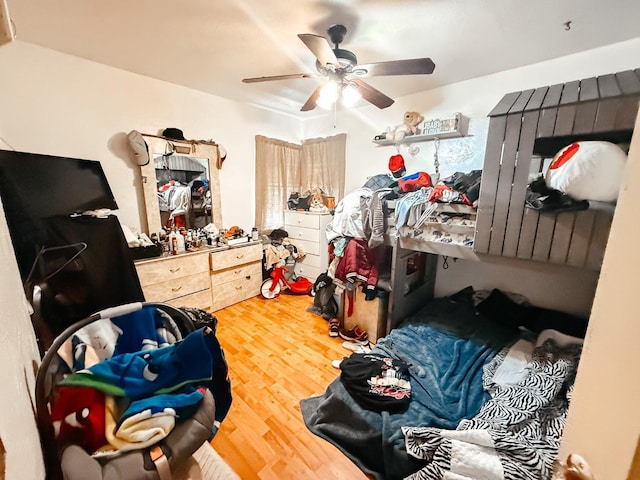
[210,293,369,480]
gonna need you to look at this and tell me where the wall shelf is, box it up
[373,131,466,146]
[373,113,470,146]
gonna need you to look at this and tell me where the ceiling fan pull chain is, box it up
[333,98,337,128]
[433,138,440,183]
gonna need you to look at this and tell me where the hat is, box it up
[216,144,227,169]
[162,128,186,140]
[126,130,150,166]
[389,154,406,178]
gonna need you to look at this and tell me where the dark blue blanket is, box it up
[300,297,518,480]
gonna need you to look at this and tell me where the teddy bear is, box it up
[386,111,425,141]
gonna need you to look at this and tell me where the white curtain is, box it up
[254,133,346,231]
[300,133,347,200]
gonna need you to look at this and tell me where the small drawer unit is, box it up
[209,242,263,311]
[283,210,332,281]
[135,250,211,309]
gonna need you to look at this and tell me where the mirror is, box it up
[140,135,223,235]
[153,153,210,229]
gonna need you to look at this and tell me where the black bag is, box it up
[287,191,311,210]
[307,272,338,320]
[179,307,218,333]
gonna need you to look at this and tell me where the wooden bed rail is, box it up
[475,68,640,270]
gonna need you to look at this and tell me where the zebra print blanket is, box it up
[402,336,582,480]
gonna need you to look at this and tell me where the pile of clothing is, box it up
[48,306,231,458]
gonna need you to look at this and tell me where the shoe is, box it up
[328,318,339,337]
[338,325,369,345]
[341,341,371,353]
[331,359,342,369]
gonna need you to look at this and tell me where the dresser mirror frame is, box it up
[140,134,223,235]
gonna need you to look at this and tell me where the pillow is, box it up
[475,289,537,331]
[535,329,584,348]
[545,141,627,202]
[475,288,588,338]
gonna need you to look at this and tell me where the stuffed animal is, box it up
[551,453,595,480]
[386,111,425,141]
[308,188,330,213]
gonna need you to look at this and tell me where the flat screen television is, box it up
[0,150,143,348]
[0,149,120,278]
[0,149,119,218]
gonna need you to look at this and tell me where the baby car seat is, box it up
[35,302,217,480]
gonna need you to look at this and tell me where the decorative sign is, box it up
[421,113,462,136]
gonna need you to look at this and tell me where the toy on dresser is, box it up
[308,188,330,213]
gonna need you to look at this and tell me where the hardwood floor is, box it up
[210,293,369,480]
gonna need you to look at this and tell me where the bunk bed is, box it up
[302,67,639,480]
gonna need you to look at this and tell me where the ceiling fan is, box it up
[242,24,436,112]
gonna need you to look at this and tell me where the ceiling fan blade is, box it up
[242,73,317,83]
[351,78,394,109]
[298,34,339,68]
[354,58,436,78]
[300,86,322,112]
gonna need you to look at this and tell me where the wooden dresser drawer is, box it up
[294,238,325,257]
[294,263,322,282]
[284,211,323,229]
[210,262,261,286]
[141,271,210,302]
[166,289,211,310]
[210,243,263,272]
[298,252,321,268]
[136,252,209,285]
[285,224,322,243]
[211,275,262,311]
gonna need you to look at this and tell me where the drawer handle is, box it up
[171,286,183,292]
[169,267,181,273]
[245,275,251,280]
[234,269,241,274]
[235,285,243,290]
[236,254,244,259]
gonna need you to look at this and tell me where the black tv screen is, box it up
[0,149,119,280]
[0,150,144,347]
[0,149,118,218]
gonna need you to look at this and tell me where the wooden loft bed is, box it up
[474,68,640,270]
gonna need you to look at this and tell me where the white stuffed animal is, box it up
[386,111,424,141]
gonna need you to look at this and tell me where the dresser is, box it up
[208,241,263,311]
[283,211,332,281]
[135,241,263,311]
[135,250,212,309]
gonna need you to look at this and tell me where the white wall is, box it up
[0,199,45,480]
[0,40,302,479]
[303,37,640,317]
[0,41,302,235]
[560,105,640,480]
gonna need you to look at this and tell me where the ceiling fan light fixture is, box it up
[341,83,361,107]
[317,80,340,109]
[244,24,436,112]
